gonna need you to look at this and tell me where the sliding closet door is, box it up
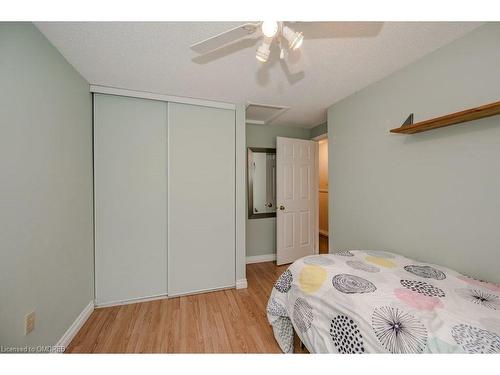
[94,94,167,305]
[168,102,235,296]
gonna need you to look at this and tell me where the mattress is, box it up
[267,250,500,353]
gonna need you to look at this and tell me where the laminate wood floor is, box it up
[66,262,307,353]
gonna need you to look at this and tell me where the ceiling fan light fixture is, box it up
[256,37,272,62]
[261,21,279,38]
[282,26,304,50]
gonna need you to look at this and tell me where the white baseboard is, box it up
[52,300,94,353]
[95,293,168,308]
[236,278,248,289]
[246,253,276,264]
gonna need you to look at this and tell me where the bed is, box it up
[267,250,500,353]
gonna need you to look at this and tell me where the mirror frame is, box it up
[247,147,276,219]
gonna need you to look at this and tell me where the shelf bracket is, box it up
[401,113,414,127]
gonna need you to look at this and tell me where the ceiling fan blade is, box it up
[190,23,261,54]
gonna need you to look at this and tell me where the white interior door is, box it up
[276,137,318,265]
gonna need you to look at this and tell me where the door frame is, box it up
[311,133,327,141]
[313,132,328,254]
[92,87,248,307]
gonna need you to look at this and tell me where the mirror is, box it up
[248,147,276,219]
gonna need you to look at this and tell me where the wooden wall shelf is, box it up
[390,100,500,134]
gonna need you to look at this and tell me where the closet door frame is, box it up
[90,85,236,111]
[91,85,247,304]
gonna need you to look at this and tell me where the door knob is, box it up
[279,205,285,211]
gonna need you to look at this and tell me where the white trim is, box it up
[90,85,236,110]
[245,120,265,125]
[236,278,248,289]
[235,104,247,285]
[312,133,328,141]
[96,293,168,308]
[167,100,172,303]
[314,141,319,254]
[246,253,276,264]
[319,229,329,236]
[52,301,94,353]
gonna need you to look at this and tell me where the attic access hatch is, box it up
[246,102,290,125]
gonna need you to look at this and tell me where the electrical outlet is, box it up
[25,311,35,335]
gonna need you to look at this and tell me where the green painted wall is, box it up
[328,23,500,283]
[0,23,93,348]
[310,122,327,138]
[246,124,311,257]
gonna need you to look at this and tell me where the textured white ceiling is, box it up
[35,22,482,128]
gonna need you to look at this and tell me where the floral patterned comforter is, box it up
[267,250,500,353]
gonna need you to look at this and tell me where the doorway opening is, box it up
[317,137,328,254]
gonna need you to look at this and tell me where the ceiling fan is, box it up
[190,21,305,63]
